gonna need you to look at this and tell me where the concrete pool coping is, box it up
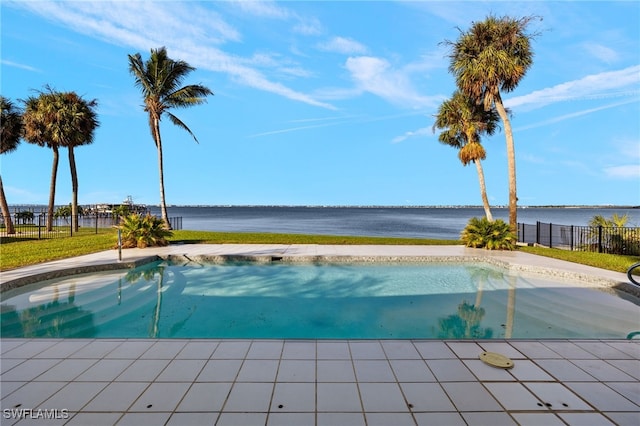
[2,244,638,297]
[1,245,639,425]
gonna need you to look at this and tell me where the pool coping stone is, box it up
[2,244,638,298]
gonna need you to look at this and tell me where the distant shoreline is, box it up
[8,204,640,209]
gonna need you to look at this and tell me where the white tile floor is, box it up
[1,245,639,425]
[1,338,639,425]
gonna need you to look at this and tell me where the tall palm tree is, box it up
[22,89,99,232]
[445,15,538,231]
[54,92,99,232]
[128,47,213,228]
[0,96,23,235]
[23,91,60,232]
[433,91,500,221]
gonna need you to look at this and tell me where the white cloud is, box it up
[288,115,361,124]
[520,153,547,164]
[402,1,486,27]
[1,60,41,73]
[583,42,619,63]
[10,1,335,110]
[231,0,291,20]
[603,165,640,179]
[313,86,364,101]
[231,1,323,37]
[253,111,424,139]
[67,1,241,46]
[515,98,639,131]
[345,56,438,108]
[248,117,355,138]
[618,141,640,160]
[391,126,431,144]
[292,18,324,36]
[401,0,548,32]
[317,37,368,55]
[402,49,449,74]
[245,52,313,78]
[505,65,640,110]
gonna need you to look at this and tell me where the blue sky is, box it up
[2,1,639,207]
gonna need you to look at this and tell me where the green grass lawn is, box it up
[1,229,638,274]
[168,230,456,246]
[1,230,118,271]
[519,245,639,275]
[0,230,456,271]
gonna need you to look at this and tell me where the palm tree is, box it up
[0,96,23,235]
[445,15,538,232]
[23,91,60,232]
[54,92,99,232]
[437,301,493,339]
[587,213,631,254]
[22,89,99,232]
[433,91,500,221]
[128,47,213,228]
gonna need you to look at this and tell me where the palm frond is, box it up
[166,112,199,143]
[1,96,23,154]
[433,90,498,165]
[448,15,536,106]
[166,84,213,108]
[129,47,212,143]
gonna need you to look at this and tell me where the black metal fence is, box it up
[518,221,640,255]
[1,213,182,240]
[168,216,182,231]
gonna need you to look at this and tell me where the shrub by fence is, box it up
[518,221,640,255]
[1,213,182,240]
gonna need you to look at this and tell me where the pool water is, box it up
[1,261,638,339]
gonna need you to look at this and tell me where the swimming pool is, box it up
[1,260,638,339]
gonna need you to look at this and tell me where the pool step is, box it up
[490,276,638,338]
[1,271,183,338]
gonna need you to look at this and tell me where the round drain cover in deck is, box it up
[479,351,514,369]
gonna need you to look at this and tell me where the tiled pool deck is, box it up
[1,245,639,426]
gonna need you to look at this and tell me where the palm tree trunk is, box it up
[474,276,484,308]
[68,147,79,232]
[473,160,493,221]
[151,270,164,338]
[494,95,517,232]
[47,146,60,232]
[152,118,171,229]
[505,275,517,338]
[0,176,16,234]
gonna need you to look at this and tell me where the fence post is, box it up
[38,214,42,239]
[549,223,553,248]
[95,212,98,234]
[598,226,603,253]
[570,225,574,251]
[70,214,73,237]
[117,228,122,261]
[536,221,540,245]
[519,223,524,243]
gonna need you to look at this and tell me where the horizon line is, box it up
[8,203,640,209]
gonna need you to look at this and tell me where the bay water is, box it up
[146,206,640,240]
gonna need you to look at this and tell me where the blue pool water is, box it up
[1,261,638,339]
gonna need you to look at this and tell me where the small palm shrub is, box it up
[461,217,516,250]
[586,213,639,255]
[118,213,172,248]
[112,204,132,218]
